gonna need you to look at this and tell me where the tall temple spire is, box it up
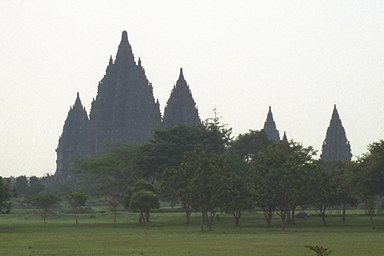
[89,31,161,155]
[162,68,201,128]
[263,106,280,142]
[321,105,352,162]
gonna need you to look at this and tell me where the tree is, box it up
[14,175,28,197]
[347,140,384,229]
[108,195,121,225]
[308,162,336,226]
[0,177,12,214]
[28,176,45,196]
[135,125,206,182]
[160,166,194,224]
[324,161,357,222]
[129,190,160,224]
[77,144,139,197]
[28,193,61,224]
[67,192,87,224]
[250,141,316,229]
[230,130,270,162]
[201,109,232,154]
[180,147,233,231]
[224,174,252,227]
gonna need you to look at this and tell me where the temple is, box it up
[263,106,280,142]
[55,31,200,177]
[321,105,352,162]
[162,68,201,128]
[55,31,354,178]
[56,93,90,177]
[89,31,161,155]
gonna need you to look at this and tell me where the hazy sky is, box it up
[0,1,383,177]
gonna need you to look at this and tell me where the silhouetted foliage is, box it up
[0,177,12,214]
[67,191,87,224]
[130,190,160,224]
[27,193,61,224]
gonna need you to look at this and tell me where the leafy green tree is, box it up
[160,166,194,224]
[308,162,337,226]
[14,175,28,197]
[347,140,384,229]
[108,195,121,225]
[28,193,61,224]
[224,174,252,227]
[0,177,12,214]
[130,190,160,224]
[201,109,232,154]
[28,176,45,195]
[77,144,139,197]
[180,147,233,231]
[135,125,206,182]
[67,192,87,224]
[250,141,316,229]
[230,130,270,162]
[325,161,357,222]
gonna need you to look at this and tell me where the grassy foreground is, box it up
[1,211,384,256]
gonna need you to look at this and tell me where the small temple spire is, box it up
[321,105,352,162]
[73,92,82,108]
[109,55,113,65]
[263,106,280,142]
[282,131,288,143]
[162,68,201,128]
[138,57,142,67]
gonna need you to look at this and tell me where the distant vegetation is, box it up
[2,115,384,233]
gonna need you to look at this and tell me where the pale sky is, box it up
[0,0,383,177]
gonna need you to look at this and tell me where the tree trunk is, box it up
[342,203,346,222]
[145,211,150,223]
[200,211,206,232]
[183,203,192,224]
[365,199,375,230]
[233,211,241,227]
[279,210,287,231]
[113,211,117,225]
[286,210,291,224]
[291,207,296,225]
[262,207,273,226]
[320,205,327,226]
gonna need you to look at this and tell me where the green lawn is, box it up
[1,210,384,255]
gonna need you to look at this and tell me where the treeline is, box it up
[1,116,384,231]
[75,116,384,231]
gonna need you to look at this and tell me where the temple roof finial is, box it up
[179,68,184,80]
[282,131,288,142]
[121,31,128,43]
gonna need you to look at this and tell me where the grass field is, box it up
[1,209,384,256]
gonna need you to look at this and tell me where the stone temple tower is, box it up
[321,105,352,162]
[56,93,90,177]
[89,31,161,155]
[162,68,201,128]
[263,106,280,142]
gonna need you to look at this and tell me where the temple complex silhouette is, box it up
[55,31,352,178]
